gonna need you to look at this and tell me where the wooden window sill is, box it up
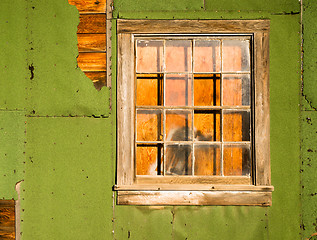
[114,185,273,206]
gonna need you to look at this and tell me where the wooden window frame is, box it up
[115,19,273,206]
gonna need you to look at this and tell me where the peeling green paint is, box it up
[112,4,302,240]
[204,0,300,13]
[0,0,309,239]
[0,111,25,199]
[0,1,28,110]
[301,1,317,239]
[302,0,317,111]
[301,112,317,238]
[26,1,111,117]
[20,117,113,239]
[113,0,204,17]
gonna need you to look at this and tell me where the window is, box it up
[116,20,273,206]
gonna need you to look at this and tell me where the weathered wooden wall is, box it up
[0,201,15,240]
[69,0,107,90]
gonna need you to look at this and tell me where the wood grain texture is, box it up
[0,231,15,240]
[117,34,135,185]
[0,201,14,208]
[68,0,107,13]
[135,176,251,185]
[84,71,106,82]
[78,14,106,34]
[78,34,106,52]
[106,19,112,87]
[77,53,106,71]
[254,31,270,186]
[84,72,107,90]
[116,20,272,204]
[0,200,15,240]
[0,208,15,228]
[114,184,274,191]
[117,191,272,206]
[117,19,270,34]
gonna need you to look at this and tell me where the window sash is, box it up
[116,20,271,206]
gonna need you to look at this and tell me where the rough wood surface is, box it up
[106,19,112,87]
[135,176,251,185]
[68,0,107,13]
[84,72,107,90]
[0,200,15,240]
[68,1,110,87]
[77,34,106,52]
[0,231,15,240]
[114,184,274,191]
[84,71,106,82]
[117,19,270,34]
[78,14,106,34]
[117,34,135,185]
[0,201,14,208]
[77,53,106,71]
[116,20,272,199]
[254,31,270,186]
[117,191,272,206]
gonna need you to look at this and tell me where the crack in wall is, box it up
[171,207,175,239]
[28,64,34,80]
[272,11,300,15]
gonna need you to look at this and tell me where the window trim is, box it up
[116,19,272,206]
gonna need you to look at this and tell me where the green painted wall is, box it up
[0,0,312,239]
[301,1,317,239]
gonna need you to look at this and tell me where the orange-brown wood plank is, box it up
[78,52,107,71]
[84,71,106,82]
[78,14,106,34]
[68,0,107,13]
[0,231,15,240]
[0,200,15,240]
[78,34,106,52]
[84,72,107,90]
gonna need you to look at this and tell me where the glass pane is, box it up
[136,74,163,106]
[223,74,250,106]
[194,40,221,72]
[194,74,220,106]
[136,40,163,73]
[166,110,192,141]
[166,40,192,72]
[166,145,192,175]
[194,144,221,175]
[223,111,250,142]
[194,110,221,141]
[136,145,162,175]
[136,110,162,141]
[223,40,250,72]
[223,144,251,176]
[165,74,192,106]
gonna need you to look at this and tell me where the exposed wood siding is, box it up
[78,15,107,34]
[78,53,107,71]
[77,34,107,52]
[68,0,107,13]
[117,191,272,206]
[0,200,15,240]
[69,0,109,89]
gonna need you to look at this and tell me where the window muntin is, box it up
[116,19,272,206]
[135,36,252,181]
